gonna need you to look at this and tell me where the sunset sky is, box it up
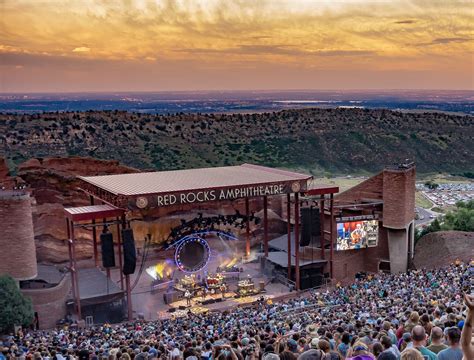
[1,0,473,92]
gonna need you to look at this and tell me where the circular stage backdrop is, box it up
[175,236,211,273]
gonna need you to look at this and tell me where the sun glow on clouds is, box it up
[72,47,91,53]
[1,0,473,91]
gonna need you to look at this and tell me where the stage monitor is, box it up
[336,220,378,251]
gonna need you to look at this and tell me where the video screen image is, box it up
[336,220,379,251]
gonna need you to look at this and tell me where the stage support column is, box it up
[123,215,133,321]
[126,274,132,321]
[329,193,334,278]
[104,218,111,280]
[286,194,291,281]
[70,219,82,320]
[320,196,325,259]
[90,196,98,267]
[263,196,268,257]
[66,219,76,308]
[116,216,124,290]
[294,192,300,291]
[245,197,250,257]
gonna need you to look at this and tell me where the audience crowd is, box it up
[1,262,473,360]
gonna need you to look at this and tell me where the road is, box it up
[415,207,438,227]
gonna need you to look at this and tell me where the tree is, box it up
[0,275,34,334]
[424,180,439,190]
[415,200,474,244]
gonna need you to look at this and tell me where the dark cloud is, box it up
[313,50,376,57]
[394,20,416,24]
[415,37,472,46]
[175,45,375,57]
[431,37,471,44]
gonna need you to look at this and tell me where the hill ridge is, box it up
[0,108,472,174]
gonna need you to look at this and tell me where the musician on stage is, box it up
[185,290,192,307]
[220,283,227,300]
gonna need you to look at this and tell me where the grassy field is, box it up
[415,191,434,209]
[310,176,366,193]
[418,173,473,184]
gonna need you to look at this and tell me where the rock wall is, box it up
[413,231,474,269]
[15,157,139,263]
[12,157,287,264]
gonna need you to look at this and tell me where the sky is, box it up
[1,0,473,92]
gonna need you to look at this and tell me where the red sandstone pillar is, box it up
[294,193,300,291]
[263,196,268,257]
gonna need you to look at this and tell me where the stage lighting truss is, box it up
[174,234,211,273]
[162,213,259,250]
[164,229,238,251]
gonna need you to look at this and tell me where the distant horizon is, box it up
[1,88,473,95]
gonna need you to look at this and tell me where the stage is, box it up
[157,289,295,320]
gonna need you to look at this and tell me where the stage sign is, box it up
[130,180,307,209]
[335,214,379,222]
[336,220,379,251]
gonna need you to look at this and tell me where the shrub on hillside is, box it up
[0,275,34,334]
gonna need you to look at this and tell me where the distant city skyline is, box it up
[1,0,473,92]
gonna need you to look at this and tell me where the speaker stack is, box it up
[122,228,137,275]
[300,207,321,246]
[100,228,115,268]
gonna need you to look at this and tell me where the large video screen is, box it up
[336,220,379,250]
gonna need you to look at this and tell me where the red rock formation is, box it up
[16,156,286,264]
[0,157,9,180]
[413,231,474,269]
[16,157,139,263]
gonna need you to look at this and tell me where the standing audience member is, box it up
[461,294,473,360]
[427,327,447,354]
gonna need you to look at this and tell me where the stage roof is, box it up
[64,204,125,221]
[79,163,312,196]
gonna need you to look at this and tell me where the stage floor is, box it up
[158,290,286,320]
[100,239,292,321]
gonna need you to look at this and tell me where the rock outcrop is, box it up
[17,157,139,263]
[413,231,474,269]
[14,156,288,264]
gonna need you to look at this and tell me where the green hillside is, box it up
[0,108,473,175]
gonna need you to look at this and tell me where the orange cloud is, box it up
[0,0,473,91]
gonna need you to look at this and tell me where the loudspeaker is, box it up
[122,228,137,275]
[300,207,321,246]
[168,307,176,313]
[100,232,115,268]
